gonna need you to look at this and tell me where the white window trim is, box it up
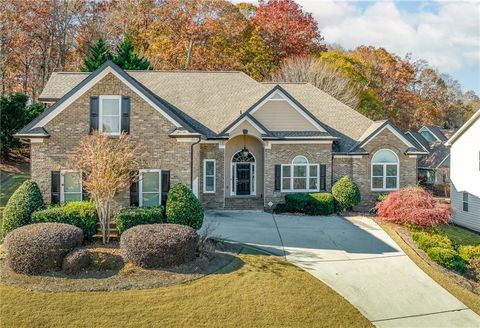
[60,170,83,203]
[139,169,162,207]
[99,95,122,136]
[280,156,320,192]
[203,159,216,193]
[371,149,400,191]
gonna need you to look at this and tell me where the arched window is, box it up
[281,156,319,191]
[371,149,399,191]
[232,151,255,163]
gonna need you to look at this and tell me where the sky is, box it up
[234,0,480,94]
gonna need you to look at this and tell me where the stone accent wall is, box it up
[199,143,225,209]
[31,73,194,213]
[264,143,332,207]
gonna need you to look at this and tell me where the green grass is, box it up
[437,225,480,246]
[0,250,372,328]
[0,172,29,207]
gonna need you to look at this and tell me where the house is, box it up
[445,111,480,232]
[15,61,426,211]
[405,125,454,195]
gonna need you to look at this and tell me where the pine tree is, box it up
[113,35,151,70]
[80,38,113,72]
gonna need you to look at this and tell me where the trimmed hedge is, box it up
[426,247,467,273]
[4,223,83,274]
[285,193,335,215]
[116,206,164,235]
[458,245,480,261]
[166,183,204,230]
[120,224,199,268]
[2,180,43,237]
[32,201,98,239]
[62,248,91,275]
[332,176,361,210]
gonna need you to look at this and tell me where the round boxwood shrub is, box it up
[2,180,43,237]
[332,176,361,211]
[116,206,164,235]
[62,248,91,275]
[120,224,199,268]
[285,192,335,215]
[166,183,204,230]
[426,247,467,273]
[4,223,83,275]
[32,201,98,239]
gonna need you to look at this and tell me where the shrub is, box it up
[116,206,164,235]
[166,183,204,230]
[376,193,388,203]
[120,224,199,268]
[412,232,453,251]
[458,245,480,261]
[285,193,335,215]
[468,258,480,279]
[375,187,451,227]
[2,180,43,237]
[62,248,91,275]
[331,176,361,210]
[91,252,117,270]
[32,201,98,239]
[426,247,467,273]
[4,223,83,274]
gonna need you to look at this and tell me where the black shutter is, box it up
[320,164,326,191]
[121,96,130,134]
[161,170,170,206]
[130,171,139,206]
[81,172,89,201]
[51,171,61,204]
[89,96,99,133]
[274,165,281,191]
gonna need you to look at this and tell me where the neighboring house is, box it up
[405,125,454,189]
[15,61,425,211]
[446,111,480,232]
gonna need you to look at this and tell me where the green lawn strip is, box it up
[0,173,29,207]
[379,222,480,315]
[0,250,372,328]
[437,225,480,246]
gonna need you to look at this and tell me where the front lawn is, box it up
[0,249,372,328]
[437,225,480,246]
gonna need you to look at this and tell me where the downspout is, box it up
[190,137,202,188]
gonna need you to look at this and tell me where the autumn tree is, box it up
[271,56,359,108]
[70,132,146,244]
[252,0,325,62]
[80,38,113,72]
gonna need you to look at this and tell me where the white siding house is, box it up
[446,111,480,232]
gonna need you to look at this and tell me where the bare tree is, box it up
[70,132,146,243]
[271,56,360,109]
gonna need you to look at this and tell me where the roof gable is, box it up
[446,110,480,146]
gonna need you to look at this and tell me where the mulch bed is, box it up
[0,240,242,292]
[376,219,480,296]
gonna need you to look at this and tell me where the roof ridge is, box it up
[262,81,308,84]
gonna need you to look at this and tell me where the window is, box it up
[463,192,469,212]
[281,156,319,192]
[139,170,161,207]
[203,160,216,193]
[99,95,121,135]
[61,171,82,202]
[420,130,437,143]
[371,149,399,191]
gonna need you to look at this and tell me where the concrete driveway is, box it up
[203,210,480,327]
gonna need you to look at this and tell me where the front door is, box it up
[236,163,251,195]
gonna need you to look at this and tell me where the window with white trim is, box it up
[463,192,469,212]
[61,171,82,202]
[371,149,399,191]
[99,95,121,135]
[281,156,319,192]
[139,169,161,207]
[203,160,215,193]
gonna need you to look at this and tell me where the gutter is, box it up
[190,137,202,187]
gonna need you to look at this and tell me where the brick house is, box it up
[16,61,426,211]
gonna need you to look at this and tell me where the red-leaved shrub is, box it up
[376,187,451,227]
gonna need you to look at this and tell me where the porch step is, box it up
[93,221,118,241]
[224,197,264,210]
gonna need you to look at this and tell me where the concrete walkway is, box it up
[203,210,480,328]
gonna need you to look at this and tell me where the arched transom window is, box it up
[371,149,399,191]
[281,156,319,192]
